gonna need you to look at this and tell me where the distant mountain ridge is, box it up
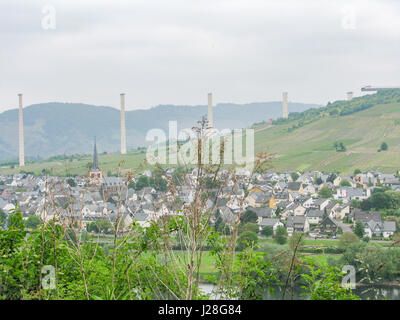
[0,101,320,161]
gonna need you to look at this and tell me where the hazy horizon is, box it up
[0,99,323,114]
[1,0,399,111]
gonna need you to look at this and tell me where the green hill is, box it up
[2,90,400,176]
[254,89,400,174]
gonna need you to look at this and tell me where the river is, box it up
[199,283,400,300]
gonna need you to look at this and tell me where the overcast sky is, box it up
[0,0,399,111]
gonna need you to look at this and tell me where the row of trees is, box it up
[334,241,400,284]
[333,141,387,153]
[360,188,400,211]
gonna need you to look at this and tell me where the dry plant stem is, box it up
[282,233,304,300]
[65,194,90,300]
[37,176,48,300]
[48,180,60,299]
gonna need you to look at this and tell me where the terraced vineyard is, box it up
[253,101,400,174]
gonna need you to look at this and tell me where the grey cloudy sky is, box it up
[1,0,399,111]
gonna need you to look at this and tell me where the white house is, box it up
[306,209,324,224]
[335,187,367,201]
[303,185,317,196]
[383,221,397,238]
[286,215,310,236]
[314,198,331,211]
[334,205,350,220]
[259,218,284,235]
[294,205,306,216]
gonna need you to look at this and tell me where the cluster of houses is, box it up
[215,170,398,239]
[0,168,398,239]
[242,171,398,239]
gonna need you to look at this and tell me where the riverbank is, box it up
[199,282,400,300]
[355,280,400,288]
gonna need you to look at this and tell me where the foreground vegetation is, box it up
[0,210,364,300]
[2,116,399,300]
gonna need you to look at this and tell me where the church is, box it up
[89,138,127,200]
[89,138,102,185]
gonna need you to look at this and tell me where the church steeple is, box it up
[89,137,102,185]
[92,137,99,170]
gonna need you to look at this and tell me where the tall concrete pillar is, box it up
[18,94,25,167]
[282,92,288,119]
[347,91,354,101]
[208,93,213,128]
[120,93,127,154]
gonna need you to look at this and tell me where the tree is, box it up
[66,178,76,187]
[203,176,220,189]
[361,190,400,211]
[318,186,333,198]
[275,226,288,245]
[149,169,167,191]
[240,210,258,224]
[239,222,259,235]
[24,215,41,229]
[87,221,100,233]
[379,142,388,151]
[261,226,273,237]
[134,175,150,191]
[232,247,277,300]
[237,231,258,251]
[350,199,361,209]
[340,179,351,187]
[338,243,399,284]
[335,142,346,152]
[354,221,365,238]
[301,263,360,300]
[327,173,337,183]
[360,199,372,211]
[338,232,359,249]
[291,172,299,182]
[87,220,113,234]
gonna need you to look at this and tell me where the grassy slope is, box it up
[0,150,149,176]
[1,101,400,176]
[254,102,400,174]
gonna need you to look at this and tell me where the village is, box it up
[1,167,398,242]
